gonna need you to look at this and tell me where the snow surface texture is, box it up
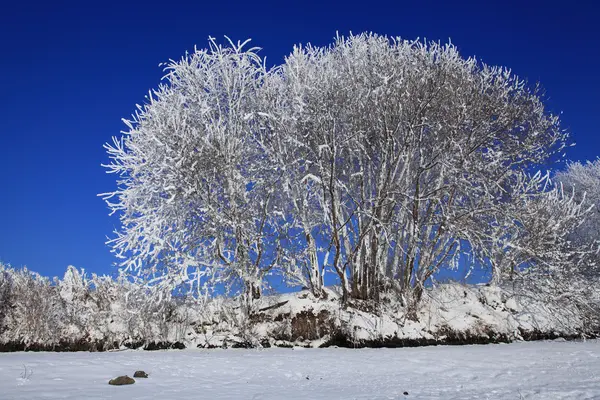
[1,340,599,399]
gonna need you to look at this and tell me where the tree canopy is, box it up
[101,33,595,313]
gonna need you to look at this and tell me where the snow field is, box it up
[1,340,599,399]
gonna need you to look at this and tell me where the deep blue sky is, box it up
[0,0,598,278]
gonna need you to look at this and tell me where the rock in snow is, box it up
[108,376,135,385]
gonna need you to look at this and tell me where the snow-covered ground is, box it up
[1,340,599,399]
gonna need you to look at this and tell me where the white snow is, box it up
[1,340,599,399]
[193,285,587,349]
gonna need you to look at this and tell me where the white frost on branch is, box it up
[100,33,592,315]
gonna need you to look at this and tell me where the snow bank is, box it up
[191,283,595,349]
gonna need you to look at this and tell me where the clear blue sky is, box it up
[1,0,598,278]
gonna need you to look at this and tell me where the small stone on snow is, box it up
[108,375,135,385]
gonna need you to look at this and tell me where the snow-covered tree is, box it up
[0,264,13,335]
[103,32,584,315]
[58,266,92,334]
[260,33,569,309]
[101,38,298,311]
[4,267,65,345]
[555,159,600,277]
